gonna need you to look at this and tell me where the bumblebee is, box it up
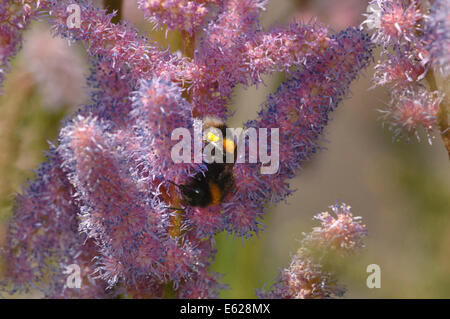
[172,116,236,208]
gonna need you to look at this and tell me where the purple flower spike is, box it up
[307,203,368,253]
[381,88,443,143]
[0,1,52,91]
[257,203,367,299]
[363,0,449,147]
[192,2,332,119]
[58,115,168,286]
[426,0,450,76]
[0,146,108,298]
[363,0,422,44]
[138,0,219,35]
[223,28,374,237]
[129,78,196,184]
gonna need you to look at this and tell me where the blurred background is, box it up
[1,0,449,298]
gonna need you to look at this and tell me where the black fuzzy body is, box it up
[179,117,236,208]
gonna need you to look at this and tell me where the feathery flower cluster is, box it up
[0,1,51,92]
[137,0,220,35]
[362,0,449,144]
[191,1,336,118]
[381,88,444,142]
[426,0,450,76]
[1,0,373,298]
[363,0,422,44]
[223,28,373,237]
[1,145,110,298]
[257,203,367,299]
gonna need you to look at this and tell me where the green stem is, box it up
[181,31,195,59]
[180,31,195,106]
[426,69,450,159]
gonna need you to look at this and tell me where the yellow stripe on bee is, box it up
[223,138,236,155]
[209,182,222,205]
[207,132,220,143]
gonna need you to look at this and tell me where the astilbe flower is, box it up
[425,0,450,76]
[381,88,443,142]
[257,203,367,299]
[362,0,449,150]
[373,49,426,88]
[137,0,219,35]
[1,0,373,298]
[48,0,190,127]
[192,0,333,118]
[59,115,170,286]
[0,1,52,92]
[363,0,422,44]
[307,203,367,252]
[223,28,374,237]
[1,145,111,298]
[128,78,198,183]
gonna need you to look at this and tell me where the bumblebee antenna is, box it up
[166,180,186,191]
[166,180,180,188]
[166,180,194,192]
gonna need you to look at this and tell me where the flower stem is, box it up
[166,32,196,239]
[181,31,195,59]
[425,69,450,159]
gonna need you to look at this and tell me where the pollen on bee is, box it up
[206,131,220,143]
[209,182,222,205]
[223,138,236,155]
